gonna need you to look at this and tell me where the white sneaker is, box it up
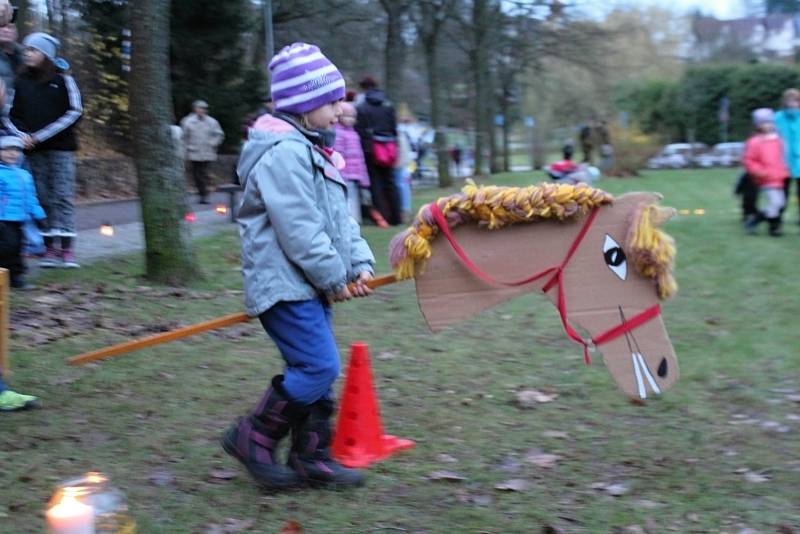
[61,250,80,269]
[38,249,61,268]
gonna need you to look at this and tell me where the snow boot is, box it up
[221,375,305,490]
[768,217,784,237]
[288,398,364,488]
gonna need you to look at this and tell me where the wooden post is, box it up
[0,268,9,375]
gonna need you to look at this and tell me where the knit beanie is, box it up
[270,43,345,116]
[752,107,775,126]
[23,32,60,62]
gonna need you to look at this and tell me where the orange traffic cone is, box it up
[332,342,415,468]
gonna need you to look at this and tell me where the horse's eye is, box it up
[603,234,627,280]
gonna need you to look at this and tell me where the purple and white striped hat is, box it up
[270,43,346,115]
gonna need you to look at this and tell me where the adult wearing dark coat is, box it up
[355,77,401,225]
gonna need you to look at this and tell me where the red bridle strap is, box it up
[429,203,662,365]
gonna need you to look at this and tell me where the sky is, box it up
[581,0,748,19]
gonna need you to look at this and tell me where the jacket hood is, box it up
[237,113,323,186]
[365,88,386,106]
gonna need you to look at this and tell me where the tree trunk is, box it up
[489,104,500,173]
[501,95,510,172]
[45,0,56,34]
[15,0,34,36]
[381,1,406,102]
[59,0,69,55]
[130,0,198,285]
[471,0,489,177]
[423,34,451,187]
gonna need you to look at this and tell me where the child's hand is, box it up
[328,285,352,304]
[351,271,373,298]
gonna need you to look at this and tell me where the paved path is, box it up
[36,192,239,270]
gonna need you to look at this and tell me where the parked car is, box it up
[695,142,745,168]
[647,143,709,169]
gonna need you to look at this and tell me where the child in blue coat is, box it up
[0,135,43,412]
[0,135,46,288]
[223,43,375,491]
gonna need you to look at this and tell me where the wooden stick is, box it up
[0,269,8,375]
[68,273,399,366]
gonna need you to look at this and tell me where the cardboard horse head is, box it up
[389,182,679,399]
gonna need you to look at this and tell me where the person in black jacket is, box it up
[355,77,401,225]
[4,32,82,268]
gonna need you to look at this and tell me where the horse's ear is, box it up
[614,192,663,212]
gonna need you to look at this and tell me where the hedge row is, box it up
[617,64,800,145]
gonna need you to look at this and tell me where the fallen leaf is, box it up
[743,471,770,483]
[494,478,531,492]
[428,470,466,482]
[208,469,239,482]
[471,493,493,506]
[221,518,255,532]
[376,351,397,361]
[33,295,68,305]
[497,456,523,473]
[621,526,646,534]
[634,499,664,509]
[525,450,562,469]
[788,394,800,403]
[148,469,175,487]
[435,453,458,464]
[456,489,493,506]
[761,421,791,433]
[542,526,567,534]
[590,482,629,496]
[515,389,558,408]
[605,483,629,496]
[279,520,303,533]
[541,430,570,440]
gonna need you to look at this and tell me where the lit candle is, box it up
[46,489,95,534]
[215,204,228,215]
[100,223,114,237]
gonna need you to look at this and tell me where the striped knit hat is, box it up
[270,43,345,115]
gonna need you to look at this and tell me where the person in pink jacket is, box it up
[743,108,790,236]
[333,102,370,223]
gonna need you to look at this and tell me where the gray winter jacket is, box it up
[237,113,375,317]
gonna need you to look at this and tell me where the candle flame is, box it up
[679,209,690,215]
[85,472,107,484]
[100,224,114,237]
[215,204,228,215]
[693,209,705,216]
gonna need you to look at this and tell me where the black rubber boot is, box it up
[222,375,306,490]
[744,212,763,235]
[768,217,784,237]
[289,398,365,488]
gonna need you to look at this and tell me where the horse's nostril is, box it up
[657,357,668,377]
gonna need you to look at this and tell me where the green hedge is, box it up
[618,64,800,145]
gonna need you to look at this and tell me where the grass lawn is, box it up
[2,168,799,533]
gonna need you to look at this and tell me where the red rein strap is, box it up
[429,203,661,365]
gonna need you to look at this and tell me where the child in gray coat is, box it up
[223,43,375,491]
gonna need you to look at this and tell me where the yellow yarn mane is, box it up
[391,181,614,280]
[390,182,678,300]
[625,204,678,299]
